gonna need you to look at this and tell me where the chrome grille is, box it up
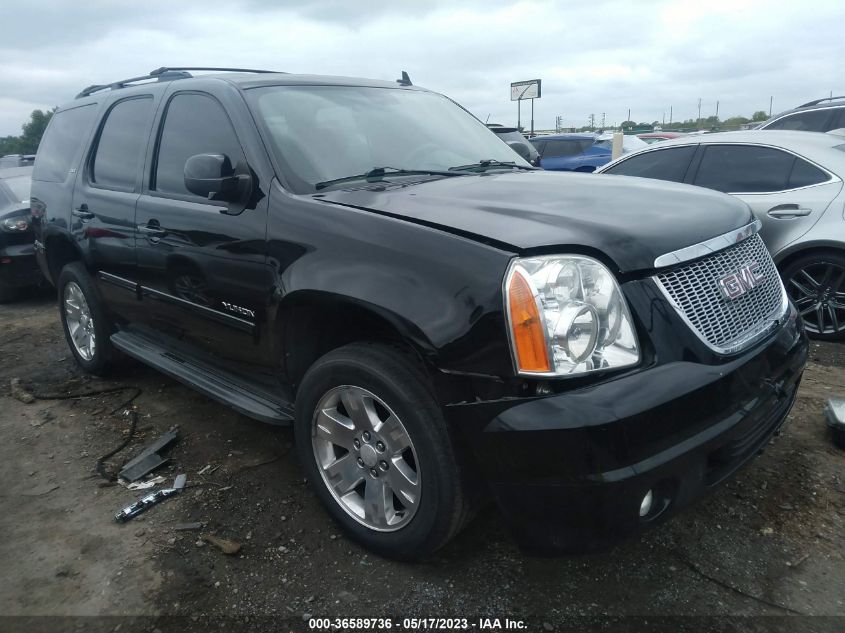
[655,233,787,353]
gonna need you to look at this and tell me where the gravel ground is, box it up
[1,289,844,633]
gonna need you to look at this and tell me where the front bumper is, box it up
[0,242,42,288]
[446,308,807,552]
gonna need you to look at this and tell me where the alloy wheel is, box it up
[311,385,421,532]
[786,262,845,335]
[63,281,96,361]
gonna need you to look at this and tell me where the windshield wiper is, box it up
[449,159,536,172]
[314,166,466,190]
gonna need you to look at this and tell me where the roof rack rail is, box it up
[76,66,283,99]
[149,66,280,76]
[799,95,845,107]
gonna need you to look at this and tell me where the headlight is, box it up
[2,217,29,232]
[504,255,640,376]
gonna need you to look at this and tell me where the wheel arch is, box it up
[774,241,845,270]
[44,231,85,284]
[277,290,434,387]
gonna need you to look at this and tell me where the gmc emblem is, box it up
[718,262,766,300]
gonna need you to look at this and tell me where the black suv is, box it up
[32,67,808,559]
[759,96,845,132]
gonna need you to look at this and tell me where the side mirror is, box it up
[184,154,241,201]
[507,141,532,163]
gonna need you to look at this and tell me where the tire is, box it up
[0,281,20,303]
[781,251,845,341]
[57,262,117,375]
[294,342,470,560]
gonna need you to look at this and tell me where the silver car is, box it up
[597,130,845,339]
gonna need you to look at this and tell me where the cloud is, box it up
[0,0,842,136]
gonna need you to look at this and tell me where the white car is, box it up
[597,130,845,340]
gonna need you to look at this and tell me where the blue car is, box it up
[529,133,611,172]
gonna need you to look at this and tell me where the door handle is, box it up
[137,224,167,238]
[72,205,95,221]
[767,204,812,218]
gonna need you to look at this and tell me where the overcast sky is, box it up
[1,0,843,136]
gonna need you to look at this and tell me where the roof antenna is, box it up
[396,71,412,86]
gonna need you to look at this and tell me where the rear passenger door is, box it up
[134,88,273,367]
[691,144,843,255]
[72,95,157,319]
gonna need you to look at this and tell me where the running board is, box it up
[110,330,294,425]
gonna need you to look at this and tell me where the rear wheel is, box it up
[782,251,845,340]
[57,262,117,374]
[294,343,470,559]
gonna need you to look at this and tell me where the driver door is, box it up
[134,89,274,367]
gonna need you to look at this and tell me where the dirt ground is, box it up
[1,289,844,633]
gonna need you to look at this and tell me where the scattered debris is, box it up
[197,465,213,475]
[760,526,774,536]
[114,474,186,523]
[787,553,810,568]
[118,427,179,482]
[201,533,242,555]
[124,475,166,491]
[824,398,845,449]
[174,522,204,532]
[10,378,35,404]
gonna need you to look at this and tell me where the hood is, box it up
[317,170,754,272]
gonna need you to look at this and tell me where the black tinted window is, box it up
[154,93,244,196]
[542,139,591,157]
[32,105,97,183]
[604,145,697,183]
[695,145,795,193]
[830,109,845,131]
[91,97,153,191]
[788,158,828,188]
[765,109,833,131]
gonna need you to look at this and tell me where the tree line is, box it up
[0,109,55,156]
[614,110,770,133]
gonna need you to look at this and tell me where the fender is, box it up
[266,181,516,378]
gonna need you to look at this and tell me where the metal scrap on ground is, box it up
[114,473,187,523]
[118,426,179,482]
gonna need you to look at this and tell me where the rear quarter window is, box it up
[32,104,97,183]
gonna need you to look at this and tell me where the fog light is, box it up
[639,489,653,518]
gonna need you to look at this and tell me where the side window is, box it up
[830,108,845,131]
[764,109,833,132]
[32,105,97,183]
[530,140,546,156]
[788,158,829,189]
[694,145,795,193]
[91,97,154,191]
[603,146,697,183]
[542,140,585,158]
[154,93,245,197]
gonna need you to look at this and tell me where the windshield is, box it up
[247,86,530,192]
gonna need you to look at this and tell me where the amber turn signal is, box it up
[507,269,551,373]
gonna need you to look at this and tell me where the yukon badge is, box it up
[718,261,765,300]
[221,301,256,319]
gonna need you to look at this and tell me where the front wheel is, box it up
[781,251,845,340]
[294,343,471,560]
[57,262,117,374]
